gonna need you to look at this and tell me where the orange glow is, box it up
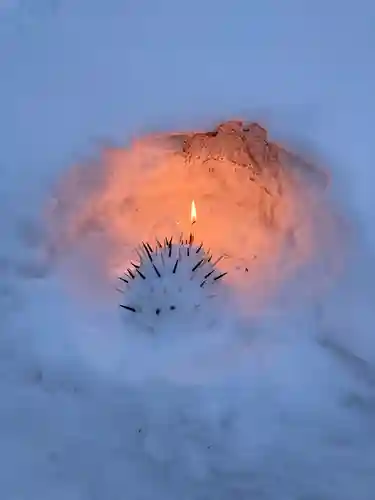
[191,200,197,224]
[47,120,343,311]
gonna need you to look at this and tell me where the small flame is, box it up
[191,200,197,224]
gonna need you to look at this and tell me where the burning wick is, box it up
[191,200,197,225]
[189,199,197,245]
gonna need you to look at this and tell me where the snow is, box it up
[2,2,375,499]
[2,166,375,500]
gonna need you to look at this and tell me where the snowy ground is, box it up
[2,197,375,500]
[2,2,375,499]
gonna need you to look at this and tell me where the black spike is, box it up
[204,269,215,279]
[207,255,213,263]
[172,258,179,274]
[168,240,172,257]
[213,272,227,281]
[188,232,194,245]
[142,242,153,262]
[200,280,207,288]
[196,242,203,253]
[136,268,146,279]
[152,263,161,278]
[156,238,163,248]
[120,305,137,312]
[119,277,128,284]
[131,261,140,269]
[127,268,135,279]
[192,258,204,272]
[146,242,153,253]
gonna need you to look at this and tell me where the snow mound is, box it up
[47,120,345,310]
[2,120,375,500]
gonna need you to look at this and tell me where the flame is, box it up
[191,200,197,224]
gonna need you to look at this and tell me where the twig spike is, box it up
[142,242,153,262]
[136,268,146,279]
[213,272,227,281]
[212,256,224,266]
[204,269,215,279]
[192,259,204,272]
[120,305,137,312]
[172,258,179,274]
[152,263,161,278]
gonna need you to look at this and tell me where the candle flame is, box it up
[191,200,197,224]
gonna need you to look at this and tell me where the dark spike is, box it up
[156,238,163,248]
[127,268,135,279]
[152,263,161,278]
[187,245,190,256]
[142,241,153,262]
[213,272,228,281]
[120,305,137,312]
[200,280,207,288]
[172,258,179,274]
[136,268,146,280]
[204,269,215,279]
[119,277,128,284]
[207,255,213,263]
[168,240,172,257]
[192,258,204,272]
[146,242,153,253]
[188,232,194,245]
[196,242,203,253]
[131,261,140,269]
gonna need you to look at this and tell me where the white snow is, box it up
[2,152,375,500]
[2,2,375,499]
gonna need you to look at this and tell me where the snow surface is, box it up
[2,2,375,499]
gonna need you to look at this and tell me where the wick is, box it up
[189,220,196,245]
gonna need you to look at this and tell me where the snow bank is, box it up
[1,122,375,500]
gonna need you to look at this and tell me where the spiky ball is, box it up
[118,236,227,333]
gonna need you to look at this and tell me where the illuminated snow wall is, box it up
[47,120,346,310]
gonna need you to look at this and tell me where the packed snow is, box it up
[2,131,375,500]
[2,2,375,499]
